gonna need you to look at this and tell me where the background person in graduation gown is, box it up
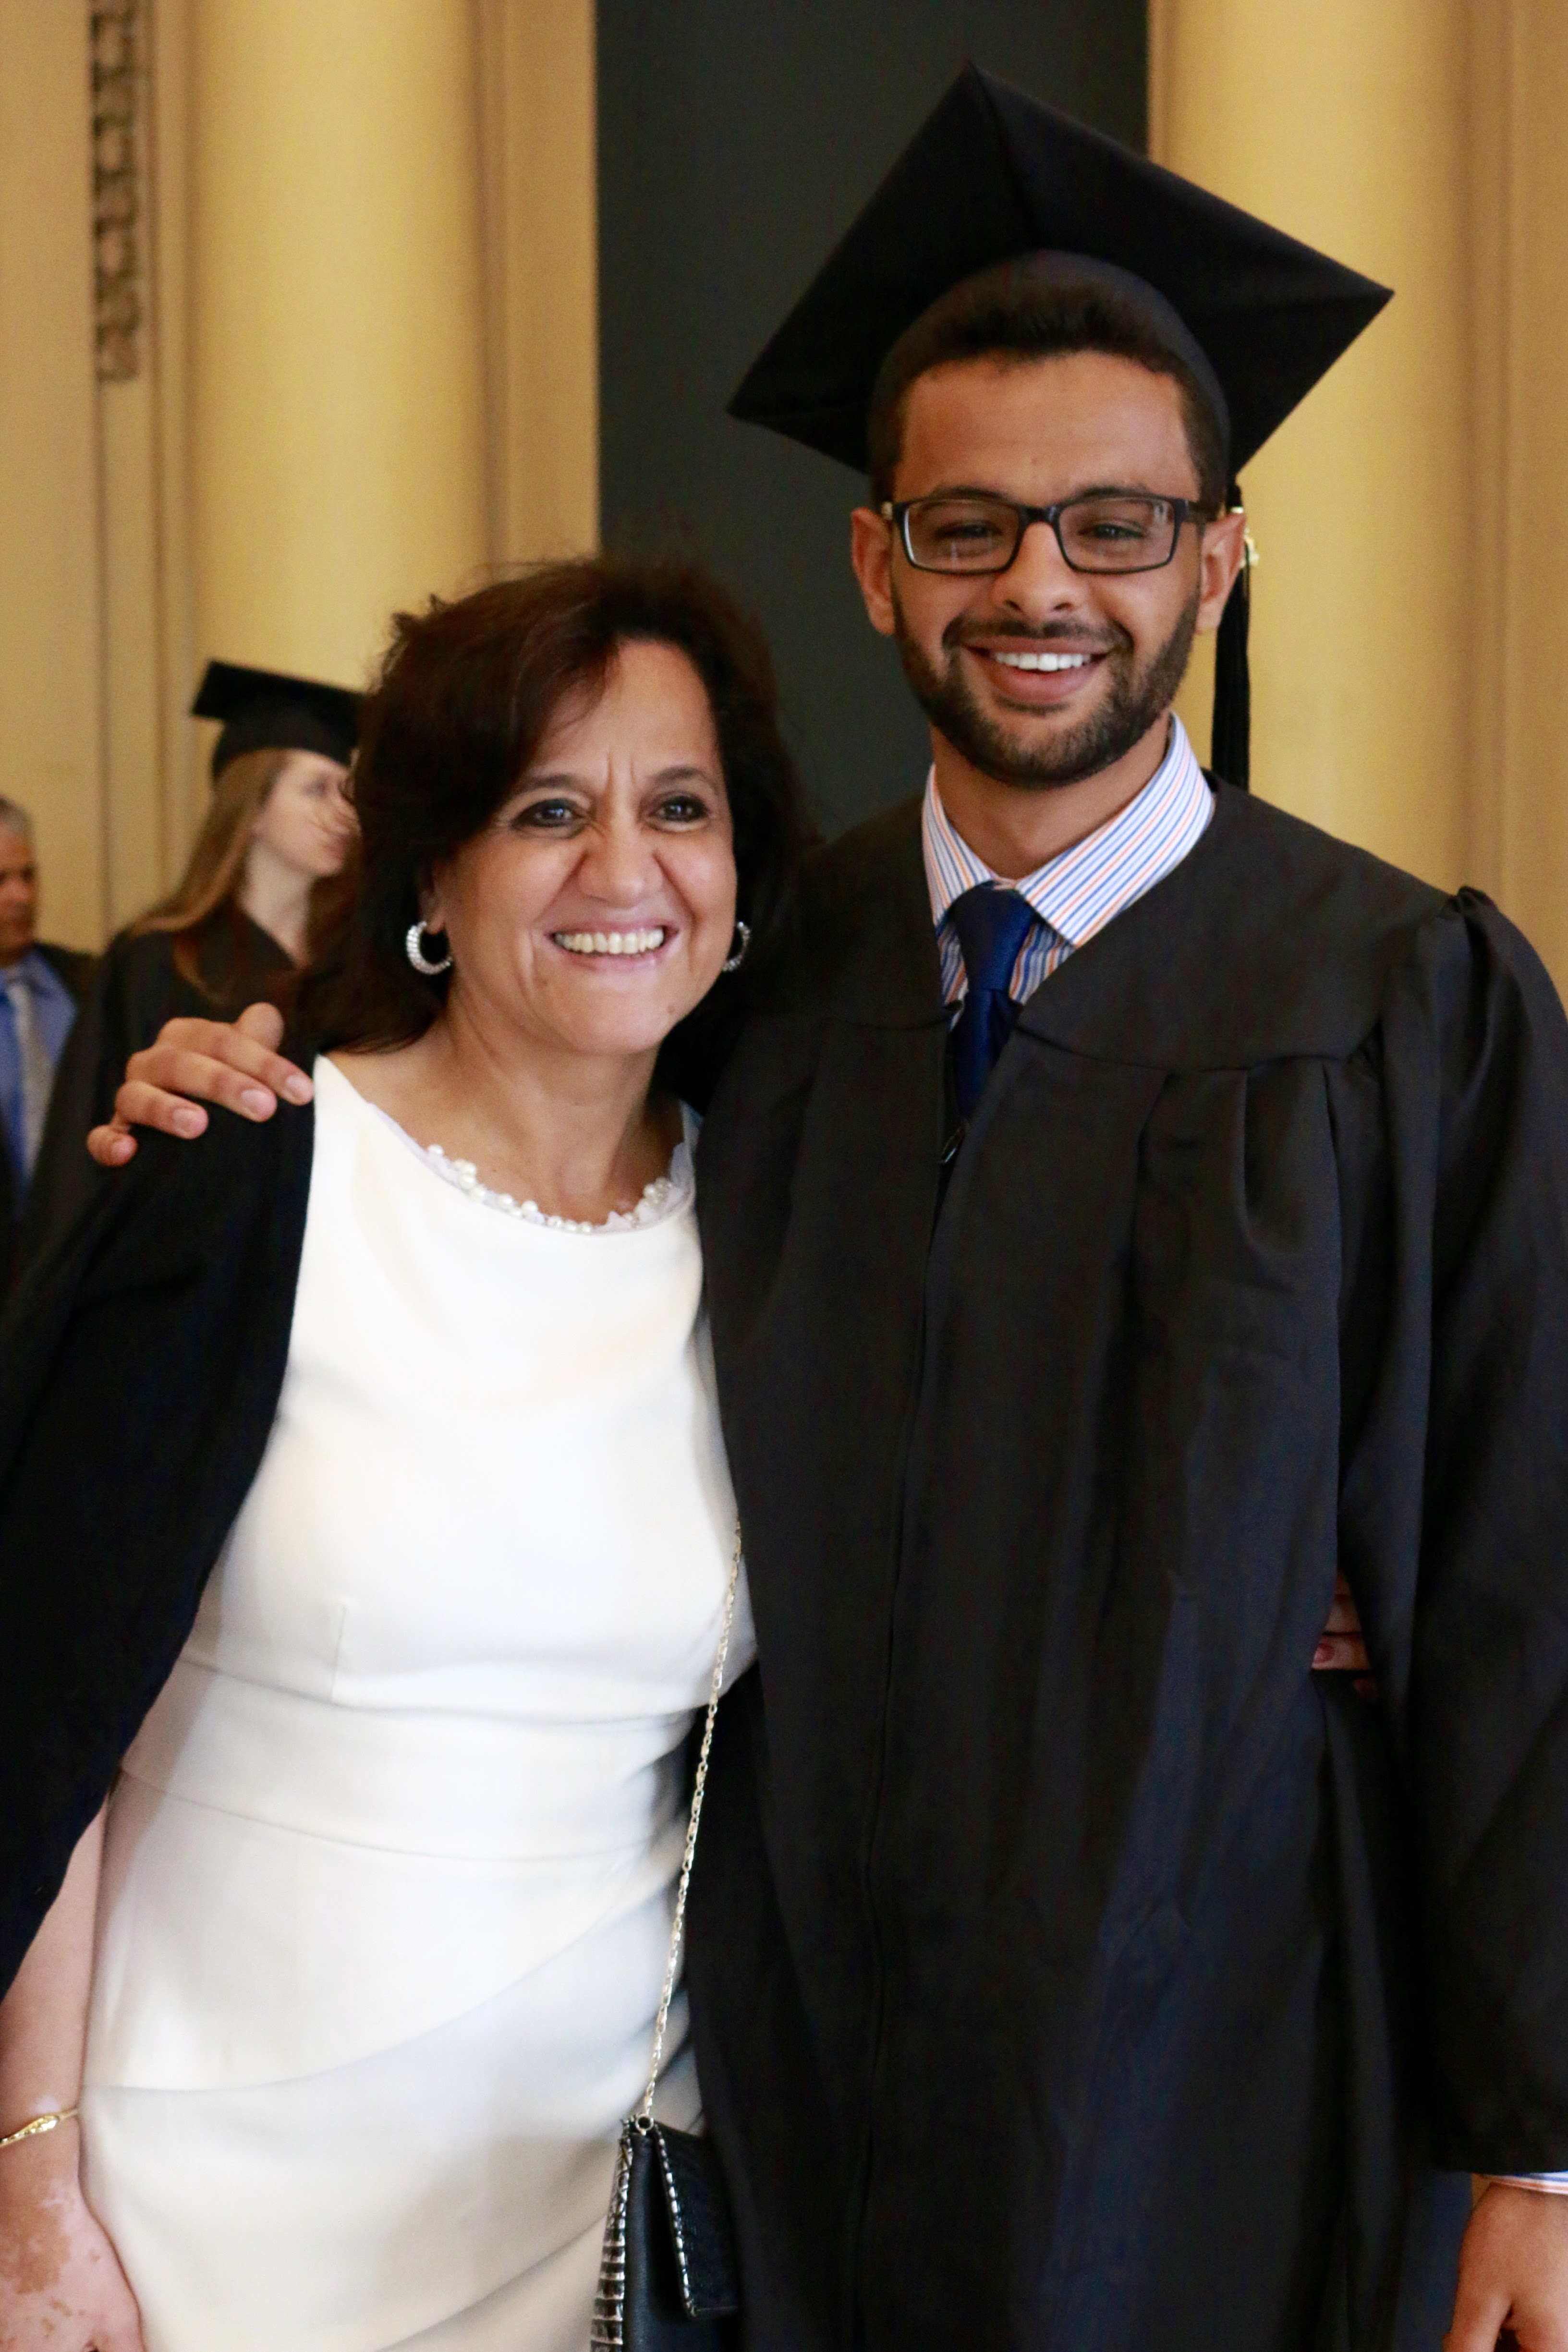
[0,559,805,2352]
[73,75,1568,2352]
[0,798,92,1278]
[19,664,358,1268]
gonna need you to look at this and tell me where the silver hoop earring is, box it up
[721,920,751,974]
[405,921,453,977]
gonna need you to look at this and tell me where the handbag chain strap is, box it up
[636,1517,744,2123]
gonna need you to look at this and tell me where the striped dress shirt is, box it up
[922,715,1568,2197]
[921,712,1214,1013]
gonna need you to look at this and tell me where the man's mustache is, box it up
[941,616,1130,656]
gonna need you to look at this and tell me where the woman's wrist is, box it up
[0,2111,83,2207]
[0,2105,79,2154]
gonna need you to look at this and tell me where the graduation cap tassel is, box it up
[1210,499,1251,792]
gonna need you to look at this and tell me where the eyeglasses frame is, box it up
[879,491,1225,579]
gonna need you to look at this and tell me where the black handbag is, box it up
[591,1528,744,2351]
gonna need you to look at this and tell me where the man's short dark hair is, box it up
[866,258,1230,512]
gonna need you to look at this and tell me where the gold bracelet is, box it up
[0,2107,79,2152]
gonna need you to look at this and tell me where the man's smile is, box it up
[959,637,1112,707]
[987,649,1093,672]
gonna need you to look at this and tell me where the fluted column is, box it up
[475,0,598,563]
[1466,0,1568,989]
[187,0,489,692]
[1150,0,1472,894]
[0,2,104,946]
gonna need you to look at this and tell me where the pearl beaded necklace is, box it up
[416,1137,692,1235]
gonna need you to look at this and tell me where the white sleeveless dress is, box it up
[79,1056,754,2352]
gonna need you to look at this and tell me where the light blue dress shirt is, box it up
[0,946,79,1203]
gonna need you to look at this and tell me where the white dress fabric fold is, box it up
[81,1057,753,2352]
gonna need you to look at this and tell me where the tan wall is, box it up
[0,0,598,951]
[1151,0,1568,995]
[1467,0,1568,988]
[0,3,104,950]
[476,0,599,564]
[187,0,491,695]
[28,8,1559,972]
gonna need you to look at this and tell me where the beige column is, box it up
[1467,1,1568,989]
[0,3,105,948]
[187,0,490,700]
[1150,0,1473,894]
[96,0,192,931]
[476,0,599,563]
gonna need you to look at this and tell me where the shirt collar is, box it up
[3,947,70,1002]
[921,714,1212,951]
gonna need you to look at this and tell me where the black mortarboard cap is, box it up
[191,660,362,782]
[729,66,1392,788]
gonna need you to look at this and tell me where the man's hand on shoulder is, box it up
[86,1003,314,1167]
[1449,2182,1568,2352]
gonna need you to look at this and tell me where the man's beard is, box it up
[891,585,1200,791]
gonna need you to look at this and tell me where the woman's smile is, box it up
[549,923,673,961]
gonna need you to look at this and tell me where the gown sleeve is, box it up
[0,1095,313,2001]
[1380,891,1568,2169]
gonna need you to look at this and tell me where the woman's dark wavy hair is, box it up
[296,557,813,1102]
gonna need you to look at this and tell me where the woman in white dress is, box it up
[0,560,809,2351]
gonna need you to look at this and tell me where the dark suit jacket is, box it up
[0,941,93,1270]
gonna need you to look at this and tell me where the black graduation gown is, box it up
[683,781,1568,2352]
[16,911,291,1273]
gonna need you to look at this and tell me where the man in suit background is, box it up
[0,798,92,1271]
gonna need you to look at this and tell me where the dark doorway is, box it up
[597,1,1147,837]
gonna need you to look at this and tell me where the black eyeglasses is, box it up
[881,491,1217,577]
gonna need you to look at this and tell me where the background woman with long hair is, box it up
[20,663,357,1255]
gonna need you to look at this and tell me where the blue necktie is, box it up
[948,884,1039,1121]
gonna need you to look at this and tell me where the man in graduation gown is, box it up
[684,69,1568,2351]
[80,71,1568,2352]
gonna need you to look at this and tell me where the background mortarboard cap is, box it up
[191,660,362,782]
[728,64,1391,479]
